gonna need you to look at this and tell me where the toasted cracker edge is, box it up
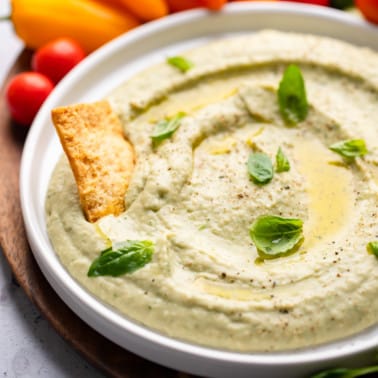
[51,100,135,222]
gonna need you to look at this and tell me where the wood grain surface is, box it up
[0,50,196,378]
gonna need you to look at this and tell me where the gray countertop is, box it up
[0,3,104,376]
[0,251,104,377]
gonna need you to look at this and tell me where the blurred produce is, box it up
[202,0,228,9]
[282,0,330,5]
[106,0,169,21]
[356,0,378,23]
[10,0,140,53]
[330,0,354,9]
[5,72,54,126]
[230,1,278,2]
[166,0,204,12]
[31,38,86,84]
[167,0,226,12]
[5,0,377,55]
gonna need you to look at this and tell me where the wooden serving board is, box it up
[0,50,196,378]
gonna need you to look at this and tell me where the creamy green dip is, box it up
[46,31,378,351]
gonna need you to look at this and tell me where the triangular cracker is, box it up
[51,101,135,222]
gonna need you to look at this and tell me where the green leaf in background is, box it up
[167,56,194,73]
[250,215,304,259]
[88,240,154,277]
[329,139,367,159]
[367,241,378,258]
[151,112,186,143]
[310,365,378,378]
[278,64,309,125]
[330,0,354,10]
[275,146,290,173]
[247,152,274,184]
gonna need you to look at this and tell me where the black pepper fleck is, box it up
[279,309,289,314]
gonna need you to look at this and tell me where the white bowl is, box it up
[20,3,378,377]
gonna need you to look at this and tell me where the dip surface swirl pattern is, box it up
[46,31,378,352]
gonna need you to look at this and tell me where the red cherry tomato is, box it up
[166,0,226,12]
[32,38,85,84]
[166,0,203,12]
[201,0,227,10]
[282,0,329,5]
[356,0,378,24]
[5,72,54,126]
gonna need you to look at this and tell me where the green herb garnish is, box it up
[367,241,378,258]
[275,147,290,172]
[311,365,378,378]
[88,240,154,277]
[151,112,185,143]
[167,56,194,73]
[329,139,367,160]
[250,215,304,259]
[247,153,274,184]
[278,64,308,125]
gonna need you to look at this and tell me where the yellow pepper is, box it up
[11,0,141,53]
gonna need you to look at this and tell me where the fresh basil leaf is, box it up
[151,112,185,143]
[167,56,194,73]
[367,242,378,258]
[247,153,274,184]
[311,365,378,378]
[329,139,367,159]
[275,147,290,173]
[250,215,304,259]
[88,240,154,277]
[278,64,308,125]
